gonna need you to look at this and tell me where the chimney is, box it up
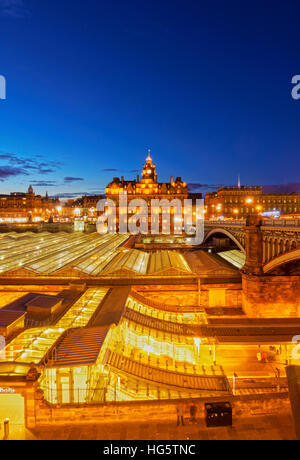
[170,175,173,184]
[121,176,124,182]
[137,174,140,182]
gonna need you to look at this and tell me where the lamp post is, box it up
[212,342,216,365]
[193,337,201,372]
[275,367,280,392]
[232,373,238,396]
[4,418,9,439]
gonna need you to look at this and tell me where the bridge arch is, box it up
[263,248,300,273]
[203,228,245,253]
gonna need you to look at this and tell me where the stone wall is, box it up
[242,273,300,317]
[200,284,242,309]
[135,283,242,309]
[33,392,291,427]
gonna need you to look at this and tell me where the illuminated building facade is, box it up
[205,186,300,219]
[106,150,188,204]
[65,152,202,229]
[105,150,190,232]
[0,185,60,223]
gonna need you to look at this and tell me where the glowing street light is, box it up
[193,337,201,370]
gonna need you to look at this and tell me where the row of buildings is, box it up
[0,152,299,224]
[205,186,300,219]
[0,186,60,223]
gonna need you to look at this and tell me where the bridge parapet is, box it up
[204,219,300,266]
[205,218,300,228]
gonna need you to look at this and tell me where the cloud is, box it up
[87,188,106,193]
[30,180,58,187]
[188,183,223,192]
[50,192,105,199]
[0,165,28,180]
[263,183,300,194]
[102,168,140,174]
[64,177,84,183]
[0,150,61,179]
[0,0,27,17]
[39,168,56,174]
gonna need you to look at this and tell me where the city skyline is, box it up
[1,0,300,198]
[0,150,300,201]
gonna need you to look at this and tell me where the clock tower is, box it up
[141,149,157,183]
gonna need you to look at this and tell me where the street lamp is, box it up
[232,372,238,395]
[193,337,201,370]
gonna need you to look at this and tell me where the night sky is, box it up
[0,0,300,199]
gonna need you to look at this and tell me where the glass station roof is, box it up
[55,288,108,329]
[0,232,129,275]
[0,232,194,277]
[0,232,81,273]
[0,288,109,367]
[27,234,117,274]
[217,249,246,269]
[104,249,150,275]
[73,234,128,275]
[147,250,192,275]
[0,327,64,364]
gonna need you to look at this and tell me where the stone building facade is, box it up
[205,186,300,219]
[105,151,192,232]
[0,185,60,222]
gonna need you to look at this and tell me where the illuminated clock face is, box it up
[147,169,151,174]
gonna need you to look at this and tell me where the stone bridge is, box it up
[204,217,300,317]
[204,218,300,274]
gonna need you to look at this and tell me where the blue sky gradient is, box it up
[0,0,300,198]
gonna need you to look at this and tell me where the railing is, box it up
[25,317,52,328]
[228,376,288,392]
[262,218,300,228]
[205,219,300,228]
[205,220,245,226]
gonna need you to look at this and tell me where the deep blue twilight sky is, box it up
[0,0,300,199]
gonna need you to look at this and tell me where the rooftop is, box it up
[0,310,26,327]
[26,295,61,309]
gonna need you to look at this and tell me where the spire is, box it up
[146,148,152,163]
[238,174,241,189]
[28,185,34,194]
